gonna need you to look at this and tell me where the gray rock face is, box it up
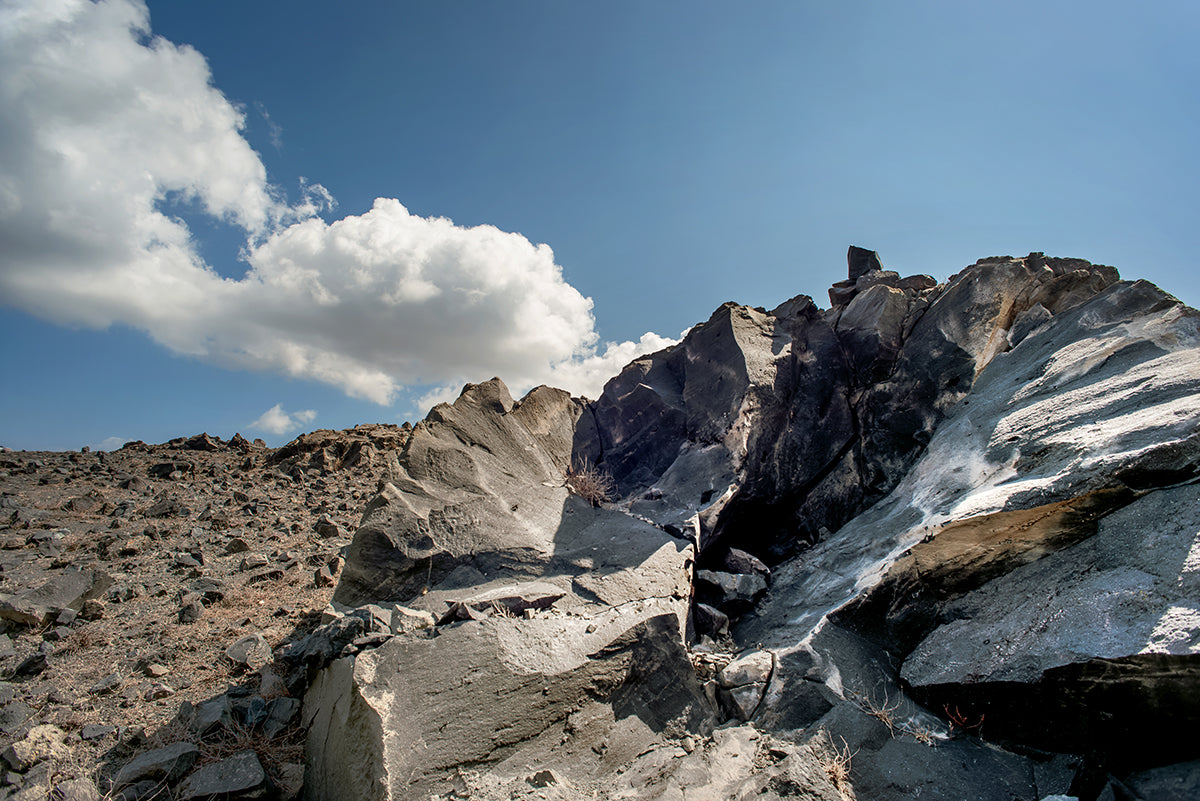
[307,251,1200,800]
[314,377,703,799]
[902,483,1200,687]
[741,271,1200,778]
[304,614,709,800]
[335,381,588,606]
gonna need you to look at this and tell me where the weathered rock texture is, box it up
[304,249,1200,801]
[18,248,1187,801]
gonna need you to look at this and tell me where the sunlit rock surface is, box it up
[307,249,1200,801]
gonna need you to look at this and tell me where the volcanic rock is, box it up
[2,249,1196,801]
[111,741,200,788]
[176,749,269,799]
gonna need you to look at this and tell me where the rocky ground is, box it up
[0,426,407,799]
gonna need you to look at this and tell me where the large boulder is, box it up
[303,614,710,800]
[310,378,707,800]
[741,274,1200,783]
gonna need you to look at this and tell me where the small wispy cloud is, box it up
[94,436,130,451]
[255,101,283,151]
[251,404,317,436]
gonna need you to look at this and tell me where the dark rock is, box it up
[435,600,488,626]
[65,494,104,514]
[79,723,116,741]
[185,433,221,452]
[79,598,105,620]
[239,553,269,571]
[41,625,70,642]
[314,563,336,587]
[279,615,365,670]
[240,695,268,728]
[117,476,149,493]
[183,577,225,604]
[0,701,35,736]
[28,529,65,557]
[109,780,160,801]
[224,536,251,554]
[14,652,46,676]
[693,603,729,638]
[147,462,192,480]
[262,696,300,739]
[189,695,234,737]
[112,741,200,788]
[1124,759,1200,801]
[143,682,174,700]
[244,567,284,584]
[177,593,204,624]
[312,515,341,538]
[695,569,766,612]
[88,672,122,695]
[723,548,769,580]
[176,749,269,799]
[145,494,185,517]
[847,244,884,282]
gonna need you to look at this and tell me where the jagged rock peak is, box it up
[847,244,884,281]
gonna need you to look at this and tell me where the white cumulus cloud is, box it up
[0,0,672,407]
[251,404,317,436]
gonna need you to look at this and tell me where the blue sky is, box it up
[2,1,1197,451]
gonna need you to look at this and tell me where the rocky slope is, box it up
[0,426,405,799]
[1,249,1197,801]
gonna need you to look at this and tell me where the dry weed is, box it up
[859,692,900,736]
[57,626,110,655]
[819,729,856,801]
[852,689,940,747]
[565,459,616,506]
[197,718,305,785]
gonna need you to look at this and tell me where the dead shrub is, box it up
[818,729,856,800]
[565,459,615,506]
[57,626,110,655]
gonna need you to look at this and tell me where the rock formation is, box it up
[1,249,1197,801]
[291,249,1198,800]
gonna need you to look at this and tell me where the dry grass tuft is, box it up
[565,459,616,506]
[57,626,110,655]
[819,729,856,801]
[860,692,901,736]
[196,718,305,786]
[851,689,939,747]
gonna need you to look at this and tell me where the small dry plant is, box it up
[57,626,110,655]
[944,703,985,736]
[565,459,616,506]
[819,729,856,800]
[860,692,900,736]
[851,689,938,747]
